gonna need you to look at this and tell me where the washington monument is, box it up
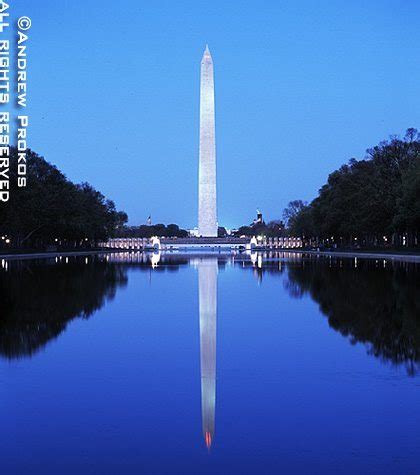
[198,45,218,237]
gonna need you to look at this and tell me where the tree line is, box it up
[2,129,418,250]
[115,224,188,238]
[233,221,286,238]
[283,129,420,248]
[0,148,128,250]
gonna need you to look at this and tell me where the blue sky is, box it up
[12,0,420,228]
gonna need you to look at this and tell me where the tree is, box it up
[115,223,188,238]
[284,129,420,248]
[218,226,227,237]
[394,154,420,240]
[0,148,127,249]
[283,200,308,228]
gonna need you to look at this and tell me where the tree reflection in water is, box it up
[0,257,129,359]
[0,253,188,360]
[284,256,420,376]
[1,253,418,377]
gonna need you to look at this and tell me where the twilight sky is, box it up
[13,0,420,228]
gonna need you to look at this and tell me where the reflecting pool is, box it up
[0,252,419,474]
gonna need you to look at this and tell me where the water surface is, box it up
[0,253,419,474]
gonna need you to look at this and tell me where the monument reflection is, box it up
[197,258,218,449]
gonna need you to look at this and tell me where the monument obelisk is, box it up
[198,45,218,237]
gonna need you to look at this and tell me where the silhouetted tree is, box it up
[218,226,227,237]
[115,223,188,238]
[284,129,420,247]
[234,221,285,237]
[0,148,127,249]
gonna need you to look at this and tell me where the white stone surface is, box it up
[198,45,218,237]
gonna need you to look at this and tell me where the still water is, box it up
[0,252,419,474]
